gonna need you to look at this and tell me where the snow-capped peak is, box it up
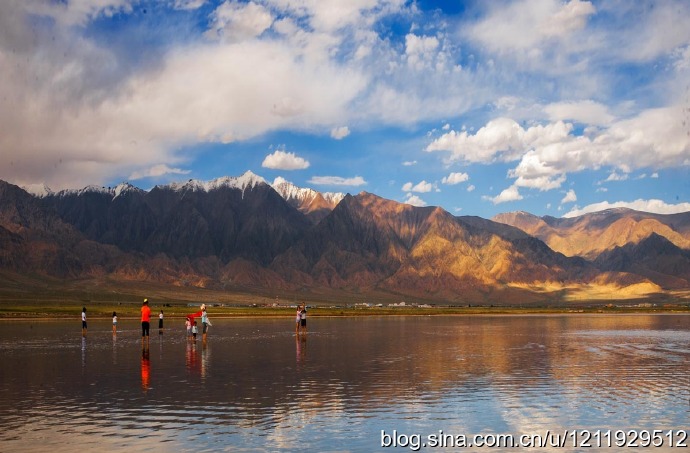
[271,177,345,208]
[163,171,267,194]
[272,177,319,201]
[22,183,53,198]
[56,185,112,197]
[113,182,142,199]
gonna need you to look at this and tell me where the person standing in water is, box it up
[201,305,211,342]
[112,311,118,334]
[141,298,151,346]
[295,305,302,335]
[81,307,87,336]
[300,304,307,334]
[158,310,164,334]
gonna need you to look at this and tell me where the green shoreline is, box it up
[2,302,689,319]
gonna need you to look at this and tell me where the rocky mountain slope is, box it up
[0,174,678,303]
[493,209,690,289]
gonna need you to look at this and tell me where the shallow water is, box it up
[0,314,689,451]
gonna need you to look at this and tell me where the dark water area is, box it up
[0,315,689,451]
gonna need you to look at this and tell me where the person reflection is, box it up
[295,333,306,365]
[81,335,86,370]
[141,344,150,392]
[201,341,210,380]
[186,340,200,375]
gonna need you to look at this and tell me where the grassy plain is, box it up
[1,273,688,319]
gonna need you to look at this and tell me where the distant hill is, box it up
[493,209,690,260]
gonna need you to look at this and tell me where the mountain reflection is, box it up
[0,315,688,451]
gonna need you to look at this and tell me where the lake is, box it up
[0,314,689,452]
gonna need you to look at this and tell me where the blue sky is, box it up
[1,0,690,219]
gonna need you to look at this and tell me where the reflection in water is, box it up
[141,345,150,392]
[201,342,209,380]
[0,315,688,452]
[296,334,306,365]
[81,336,86,370]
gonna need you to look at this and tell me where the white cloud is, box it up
[442,172,469,185]
[266,0,407,34]
[401,180,433,193]
[484,185,523,204]
[330,126,351,140]
[308,175,367,186]
[402,160,417,166]
[0,3,369,189]
[604,171,629,182]
[27,0,136,27]
[467,184,475,192]
[426,117,537,163]
[544,100,614,126]
[403,193,427,207]
[560,189,577,204]
[174,0,206,10]
[467,0,596,55]
[262,150,310,170]
[129,164,191,180]
[405,33,440,70]
[427,105,690,195]
[206,1,274,42]
[564,199,690,218]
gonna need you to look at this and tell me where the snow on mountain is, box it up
[272,177,344,207]
[22,183,53,198]
[113,182,143,199]
[163,171,266,194]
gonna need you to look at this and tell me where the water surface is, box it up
[1,314,689,451]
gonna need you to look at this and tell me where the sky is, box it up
[1,0,690,219]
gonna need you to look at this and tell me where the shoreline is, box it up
[1,304,689,320]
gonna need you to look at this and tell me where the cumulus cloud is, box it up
[2,0,688,213]
[484,185,523,204]
[308,175,367,186]
[129,164,191,180]
[262,150,310,170]
[403,160,417,166]
[401,180,433,193]
[560,189,577,204]
[403,193,428,207]
[442,172,469,185]
[330,126,351,140]
[0,1,370,189]
[205,1,274,42]
[428,105,690,196]
[564,199,690,218]
[405,33,440,70]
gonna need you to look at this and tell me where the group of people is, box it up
[186,303,211,342]
[295,304,307,334]
[84,300,311,340]
[81,299,168,342]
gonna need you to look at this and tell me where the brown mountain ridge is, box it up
[0,175,682,305]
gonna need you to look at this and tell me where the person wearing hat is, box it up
[201,305,211,342]
[141,298,151,345]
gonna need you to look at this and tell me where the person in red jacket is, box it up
[141,298,151,346]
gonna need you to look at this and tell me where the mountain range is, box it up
[1,171,688,305]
